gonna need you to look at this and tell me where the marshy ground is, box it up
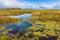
[0,9,60,40]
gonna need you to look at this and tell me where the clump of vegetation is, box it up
[0,17,22,25]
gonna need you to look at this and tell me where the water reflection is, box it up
[10,14,32,18]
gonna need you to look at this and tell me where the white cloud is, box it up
[39,3,56,9]
[0,0,25,8]
[53,1,60,9]
[0,0,40,9]
[0,0,60,9]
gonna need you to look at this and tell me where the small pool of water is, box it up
[0,21,32,35]
[10,13,32,18]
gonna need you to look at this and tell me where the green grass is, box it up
[35,21,57,29]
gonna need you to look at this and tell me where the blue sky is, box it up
[23,0,58,3]
[0,0,60,9]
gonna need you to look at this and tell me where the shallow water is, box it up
[0,14,32,35]
[10,13,32,18]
